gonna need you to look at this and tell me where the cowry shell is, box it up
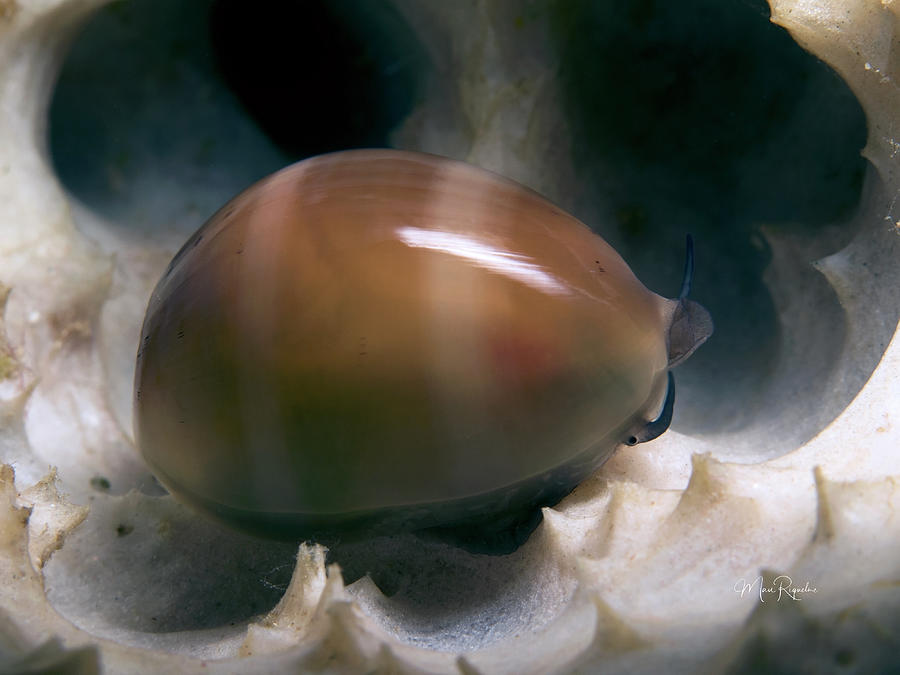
[133,149,711,540]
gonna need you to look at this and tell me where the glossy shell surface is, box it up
[134,150,671,537]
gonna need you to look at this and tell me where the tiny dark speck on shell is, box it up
[132,149,712,553]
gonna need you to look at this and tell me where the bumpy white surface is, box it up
[0,0,898,673]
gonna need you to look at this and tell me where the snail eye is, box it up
[133,149,712,551]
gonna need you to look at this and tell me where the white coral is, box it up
[0,0,898,673]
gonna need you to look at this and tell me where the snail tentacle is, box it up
[679,234,695,299]
[666,235,714,368]
[626,371,675,446]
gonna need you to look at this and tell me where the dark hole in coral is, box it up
[550,0,867,450]
[48,0,425,235]
[209,0,422,157]
[90,475,111,492]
